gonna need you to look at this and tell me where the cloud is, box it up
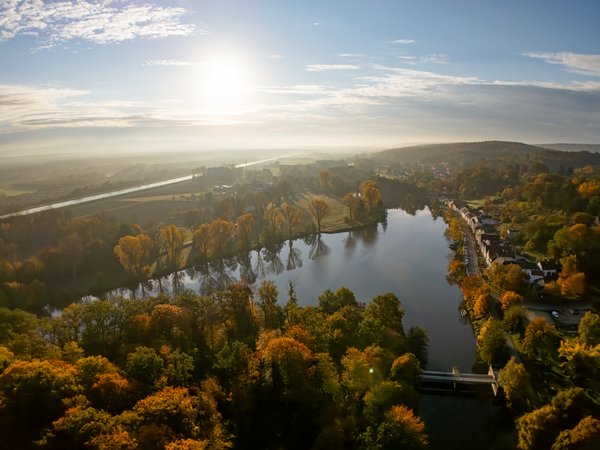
[336,53,364,58]
[306,64,360,71]
[0,0,198,48]
[145,59,199,66]
[312,22,320,26]
[523,51,600,77]
[268,54,283,59]
[252,84,329,95]
[398,53,449,65]
[391,39,415,44]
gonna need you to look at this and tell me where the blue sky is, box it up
[1,0,600,154]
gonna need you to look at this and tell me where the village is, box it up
[442,197,596,332]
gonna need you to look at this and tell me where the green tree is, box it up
[477,318,508,364]
[360,293,406,352]
[257,280,283,330]
[517,405,560,450]
[318,286,357,314]
[125,346,164,391]
[358,404,428,450]
[522,317,559,361]
[498,357,531,410]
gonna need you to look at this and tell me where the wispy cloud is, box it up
[0,0,198,48]
[253,84,329,95]
[398,53,449,65]
[145,59,199,67]
[306,64,360,72]
[312,22,320,26]
[523,51,600,77]
[336,53,364,58]
[268,54,283,60]
[391,39,415,44]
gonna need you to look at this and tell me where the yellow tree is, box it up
[264,205,283,232]
[343,193,363,221]
[474,294,489,318]
[500,291,524,310]
[308,198,330,233]
[114,234,155,280]
[209,219,235,259]
[556,255,586,297]
[360,180,381,213]
[160,225,185,270]
[282,204,303,238]
[193,223,212,261]
[236,213,255,251]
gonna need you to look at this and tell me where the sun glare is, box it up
[197,52,254,111]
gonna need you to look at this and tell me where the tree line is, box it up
[0,284,429,449]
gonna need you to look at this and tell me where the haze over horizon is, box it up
[1,0,600,156]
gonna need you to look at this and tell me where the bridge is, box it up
[419,366,499,396]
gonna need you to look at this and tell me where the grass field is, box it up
[0,188,33,197]
[59,177,377,234]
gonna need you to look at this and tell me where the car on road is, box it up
[551,310,560,319]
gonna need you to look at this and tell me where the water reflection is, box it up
[119,223,395,299]
[308,235,330,260]
[238,252,256,285]
[262,242,285,274]
[286,240,302,271]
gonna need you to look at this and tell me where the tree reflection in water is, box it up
[308,234,330,260]
[238,252,256,285]
[262,241,284,275]
[286,240,302,271]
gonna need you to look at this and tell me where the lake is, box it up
[117,208,477,372]
[107,207,515,449]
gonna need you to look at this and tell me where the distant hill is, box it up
[540,143,600,153]
[375,140,600,172]
[377,141,548,165]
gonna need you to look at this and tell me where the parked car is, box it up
[551,310,560,319]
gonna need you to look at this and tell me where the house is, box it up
[506,229,521,240]
[537,260,559,278]
[479,234,515,266]
[518,260,545,284]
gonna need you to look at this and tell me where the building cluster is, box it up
[443,198,559,287]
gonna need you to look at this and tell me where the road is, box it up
[460,222,480,276]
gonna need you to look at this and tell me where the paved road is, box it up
[461,223,480,276]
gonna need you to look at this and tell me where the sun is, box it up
[197,52,254,111]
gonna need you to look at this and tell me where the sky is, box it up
[1,0,600,155]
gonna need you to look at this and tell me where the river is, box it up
[105,207,515,448]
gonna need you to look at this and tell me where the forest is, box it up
[0,284,429,449]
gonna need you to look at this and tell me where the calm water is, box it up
[106,207,515,448]
[116,208,477,372]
